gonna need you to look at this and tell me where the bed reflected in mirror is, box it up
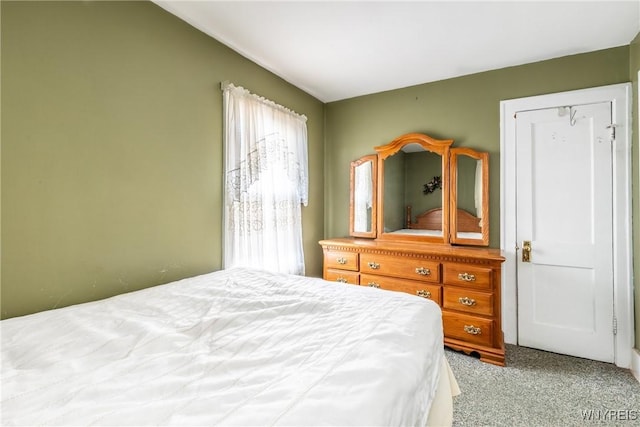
[349,154,377,238]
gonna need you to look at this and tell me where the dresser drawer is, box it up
[443,288,493,316]
[443,312,493,347]
[360,273,441,304]
[325,269,359,285]
[360,253,440,283]
[324,251,359,271]
[443,264,492,290]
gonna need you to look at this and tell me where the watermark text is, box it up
[582,409,638,422]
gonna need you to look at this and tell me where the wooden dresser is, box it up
[319,237,506,366]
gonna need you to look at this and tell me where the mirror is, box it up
[346,133,491,246]
[349,154,377,238]
[450,147,489,246]
[383,149,444,234]
[375,133,452,244]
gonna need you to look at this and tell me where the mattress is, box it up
[388,228,444,236]
[388,229,481,240]
[1,267,449,426]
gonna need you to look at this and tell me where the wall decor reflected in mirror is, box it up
[349,154,377,238]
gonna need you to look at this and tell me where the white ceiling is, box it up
[153,1,640,103]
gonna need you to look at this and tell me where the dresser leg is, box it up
[444,340,506,367]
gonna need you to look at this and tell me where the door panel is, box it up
[531,265,596,331]
[516,102,614,363]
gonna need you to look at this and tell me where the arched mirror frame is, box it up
[450,147,490,246]
[349,154,378,238]
[374,133,453,244]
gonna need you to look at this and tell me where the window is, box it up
[222,83,308,275]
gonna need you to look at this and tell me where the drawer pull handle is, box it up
[336,277,348,283]
[367,261,380,270]
[464,325,482,335]
[458,297,476,306]
[367,282,380,288]
[458,273,476,282]
[336,257,347,265]
[415,267,431,276]
[416,290,431,299]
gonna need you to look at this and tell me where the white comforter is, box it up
[1,267,444,426]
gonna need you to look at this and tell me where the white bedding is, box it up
[388,229,481,239]
[1,267,445,426]
[388,228,443,236]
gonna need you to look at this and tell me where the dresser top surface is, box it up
[319,237,505,262]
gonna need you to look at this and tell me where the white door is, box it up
[516,102,614,363]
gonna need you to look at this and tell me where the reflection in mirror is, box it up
[384,149,443,235]
[382,150,404,232]
[405,150,443,233]
[349,154,377,238]
[375,133,452,244]
[456,155,480,218]
[354,162,373,232]
[450,148,489,246]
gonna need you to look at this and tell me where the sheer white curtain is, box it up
[222,83,308,275]
[353,161,372,232]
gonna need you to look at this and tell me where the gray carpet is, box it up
[446,344,640,426]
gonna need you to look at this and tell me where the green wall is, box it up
[1,1,325,319]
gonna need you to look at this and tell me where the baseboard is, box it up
[632,348,640,384]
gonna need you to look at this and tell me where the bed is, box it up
[1,267,459,426]
[388,206,483,240]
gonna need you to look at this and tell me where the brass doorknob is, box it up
[522,240,531,262]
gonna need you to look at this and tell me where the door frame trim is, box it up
[500,83,633,368]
